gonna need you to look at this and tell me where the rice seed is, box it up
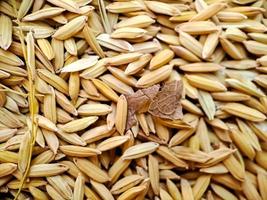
[222,60,257,70]
[81,79,99,97]
[125,54,152,75]
[170,11,196,22]
[212,174,242,191]
[53,16,87,40]
[148,154,159,195]
[221,103,266,122]
[0,1,16,18]
[186,74,226,92]
[223,6,265,16]
[220,37,245,60]
[145,1,180,16]
[110,175,143,195]
[117,185,146,200]
[0,14,12,50]
[202,30,221,59]
[107,67,137,87]
[111,27,146,39]
[107,103,116,130]
[157,146,188,168]
[68,72,80,101]
[243,40,267,55]
[115,15,155,29]
[198,118,212,152]
[97,135,129,151]
[59,145,101,157]
[242,175,262,200]
[0,49,24,66]
[38,69,68,95]
[149,49,175,70]
[31,150,55,165]
[0,129,17,143]
[176,21,217,35]
[42,129,59,154]
[23,7,65,21]
[83,24,105,58]
[228,124,256,159]
[29,186,49,200]
[18,131,31,173]
[200,163,228,174]
[172,146,211,163]
[236,119,261,151]
[0,108,24,128]
[180,62,223,72]
[60,116,98,132]
[64,38,77,56]
[74,158,110,183]
[106,1,144,13]
[156,33,180,46]
[18,0,34,19]
[0,163,17,177]
[166,179,182,200]
[61,56,99,72]
[223,154,245,181]
[37,38,54,61]
[46,184,65,200]
[36,115,58,132]
[226,78,264,98]
[81,125,115,144]
[122,142,159,160]
[91,180,114,200]
[29,163,69,177]
[51,13,68,24]
[179,31,203,58]
[211,183,238,200]
[255,151,267,170]
[181,178,194,200]
[258,173,267,200]
[7,179,47,190]
[108,157,131,184]
[198,90,215,120]
[248,33,267,44]
[136,64,173,87]
[56,108,74,124]
[51,38,64,71]
[47,0,80,13]
[217,11,247,22]
[0,151,18,163]
[55,90,77,115]
[47,175,73,199]
[107,53,142,66]
[73,173,84,200]
[190,3,226,21]
[100,74,134,95]
[115,95,128,135]
[132,38,162,54]
[97,33,134,52]
[169,127,196,147]
[171,45,201,62]
[92,78,119,102]
[79,58,107,79]
[224,27,247,42]
[78,103,112,116]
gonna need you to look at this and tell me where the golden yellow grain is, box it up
[115,95,128,135]
[53,16,87,40]
[74,158,110,183]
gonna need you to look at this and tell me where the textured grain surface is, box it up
[0,0,266,199]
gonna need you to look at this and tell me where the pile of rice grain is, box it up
[0,0,267,199]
